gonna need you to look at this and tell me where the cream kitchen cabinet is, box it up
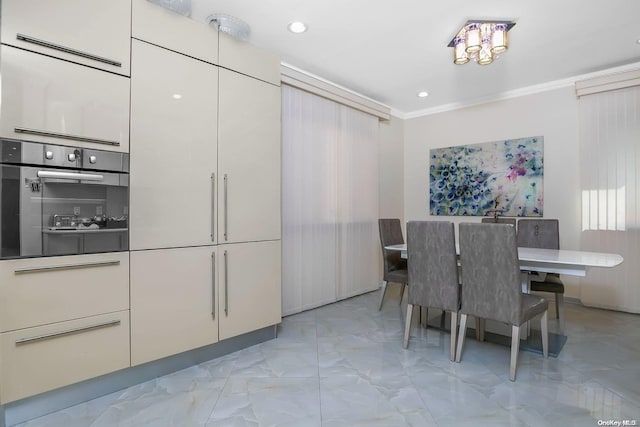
[0,45,130,152]
[0,252,129,333]
[130,247,218,366]
[0,310,130,404]
[218,240,281,341]
[218,69,281,244]
[0,0,131,76]
[218,32,280,85]
[129,39,218,250]
[132,0,218,65]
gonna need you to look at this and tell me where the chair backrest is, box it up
[481,217,517,227]
[407,221,459,311]
[378,218,407,278]
[516,219,559,249]
[459,222,522,325]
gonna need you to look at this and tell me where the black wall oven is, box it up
[0,139,129,259]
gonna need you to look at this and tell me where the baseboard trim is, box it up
[2,325,277,426]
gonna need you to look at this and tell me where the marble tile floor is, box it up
[17,286,640,427]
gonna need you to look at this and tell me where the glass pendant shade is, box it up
[453,37,470,64]
[491,24,509,54]
[477,45,493,65]
[465,23,482,53]
[478,24,493,65]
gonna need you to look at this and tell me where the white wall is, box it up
[403,86,582,296]
[379,115,405,222]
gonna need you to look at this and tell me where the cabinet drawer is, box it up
[0,310,130,404]
[0,45,130,152]
[0,0,131,75]
[0,253,129,332]
[132,0,218,64]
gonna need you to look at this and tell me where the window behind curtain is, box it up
[281,84,380,315]
[579,85,640,313]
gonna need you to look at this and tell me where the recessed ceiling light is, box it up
[172,94,182,100]
[637,38,640,44]
[288,21,307,34]
[417,91,429,98]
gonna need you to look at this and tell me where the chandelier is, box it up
[448,20,515,65]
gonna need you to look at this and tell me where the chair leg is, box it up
[541,310,549,358]
[399,283,407,305]
[378,281,388,310]
[556,293,565,335]
[449,311,458,362]
[510,325,520,381]
[455,314,468,362]
[403,304,414,349]
[420,307,428,328]
[475,318,485,341]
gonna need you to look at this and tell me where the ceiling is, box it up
[184,0,640,117]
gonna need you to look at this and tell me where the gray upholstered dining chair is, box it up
[455,222,549,381]
[516,219,565,330]
[378,218,409,310]
[481,217,517,227]
[475,217,516,338]
[404,221,460,360]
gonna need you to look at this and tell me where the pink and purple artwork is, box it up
[429,136,543,217]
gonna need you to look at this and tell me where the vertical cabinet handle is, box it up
[223,174,228,241]
[211,173,215,242]
[224,250,229,316]
[211,252,216,319]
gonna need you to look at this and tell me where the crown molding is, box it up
[401,61,640,120]
[280,62,391,120]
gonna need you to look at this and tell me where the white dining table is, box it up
[384,244,623,277]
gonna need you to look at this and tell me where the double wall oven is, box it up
[0,138,129,259]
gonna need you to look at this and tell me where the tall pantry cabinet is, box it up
[0,0,132,405]
[129,0,282,365]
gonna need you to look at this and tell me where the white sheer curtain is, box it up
[282,85,380,315]
[578,85,640,313]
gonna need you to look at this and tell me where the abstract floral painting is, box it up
[429,136,543,217]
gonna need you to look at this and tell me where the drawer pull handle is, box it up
[15,127,121,147]
[15,319,121,345]
[14,260,120,274]
[16,33,122,68]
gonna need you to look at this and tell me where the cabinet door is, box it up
[0,252,129,332]
[130,247,218,366]
[218,70,281,244]
[130,40,218,250]
[0,45,130,152]
[132,0,218,65]
[218,32,280,85]
[219,241,281,341]
[0,310,130,404]
[0,0,131,75]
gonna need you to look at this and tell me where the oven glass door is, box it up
[0,165,129,259]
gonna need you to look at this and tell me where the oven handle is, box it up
[37,170,104,181]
